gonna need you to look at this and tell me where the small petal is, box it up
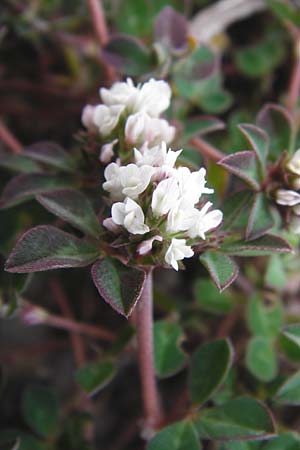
[152,177,180,216]
[81,105,97,131]
[286,149,300,176]
[165,238,194,271]
[137,235,163,255]
[276,189,300,206]
[100,139,118,164]
[111,198,149,235]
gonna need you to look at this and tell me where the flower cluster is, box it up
[102,141,223,270]
[275,150,300,234]
[82,78,176,162]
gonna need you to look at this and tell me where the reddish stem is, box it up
[51,279,86,367]
[87,0,109,46]
[45,314,115,342]
[136,269,163,436]
[190,137,225,163]
[287,54,300,113]
[0,119,23,154]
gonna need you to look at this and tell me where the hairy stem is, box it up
[136,269,163,435]
[87,0,108,46]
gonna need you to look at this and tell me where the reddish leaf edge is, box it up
[91,259,146,319]
[218,151,260,191]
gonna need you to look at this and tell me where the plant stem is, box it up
[0,119,23,154]
[190,137,225,162]
[136,269,163,436]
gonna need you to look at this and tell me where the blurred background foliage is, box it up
[1,0,300,449]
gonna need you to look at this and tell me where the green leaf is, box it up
[200,90,233,114]
[37,189,101,238]
[194,278,233,315]
[91,258,145,317]
[246,336,278,382]
[222,190,254,231]
[235,34,285,78]
[193,397,276,441]
[267,0,300,25]
[238,124,269,174]
[218,151,261,190]
[154,320,186,378]
[256,103,295,158]
[5,225,98,273]
[24,142,76,172]
[189,339,233,405]
[75,359,116,396]
[199,251,238,292]
[22,387,59,437]
[275,371,300,405]
[222,234,292,256]
[222,442,260,450]
[246,193,274,240]
[247,296,283,337]
[0,173,73,209]
[104,35,154,76]
[265,254,286,289]
[281,324,300,348]
[263,432,300,450]
[0,149,40,173]
[181,116,225,144]
[147,421,201,450]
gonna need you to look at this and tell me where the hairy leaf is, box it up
[5,226,98,272]
[246,337,278,382]
[218,151,260,190]
[0,173,73,209]
[75,359,116,396]
[37,189,101,238]
[199,251,238,292]
[222,234,292,256]
[275,371,300,405]
[238,124,269,174]
[246,193,274,240]
[91,258,145,317]
[282,324,300,348]
[24,141,76,172]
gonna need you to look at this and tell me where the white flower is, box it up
[176,167,214,205]
[286,149,300,176]
[151,177,180,216]
[165,238,194,271]
[119,164,155,199]
[134,141,181,168]
[81,105,97,131]
[187,202,223,239]
[103,163,154,200]
[166,200,198,233]
[290,215,300,234]
[102,163,123,200]
[100,78,138,108]
[100,139,118,164]
[276,189,300,206]
[93,104,124,136]
[100,78,171,117]
[135,79,171,117]
[137,235,163,255]
[125,112,175,146]
[111,198,149,235]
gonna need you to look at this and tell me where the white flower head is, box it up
[165,238,194,271]
[151,176,180,217]
[176,167,214,205]
[93,104,124,136]
[166,200,198,234]
[81,104,97,131]
[187,202,223,239]
[286,149,300,176]
[111,197,149,235]
[125,112,175,146]
[276,189,300,206]
[119,164,155,199]
[100,78,171,117]
[137,235,163,255]
[134,141,181,169]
